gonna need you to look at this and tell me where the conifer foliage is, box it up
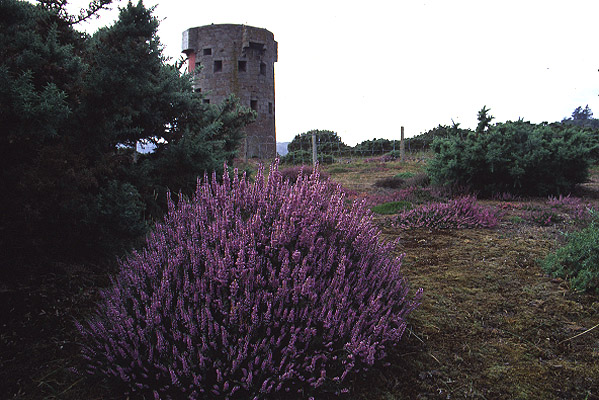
[428,113,595,197]
[0,0,254,269]
[77,162,422,399]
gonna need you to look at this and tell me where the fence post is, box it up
[312,131,317,166]
[400,126,405,162]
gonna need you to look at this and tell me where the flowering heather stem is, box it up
[77,160,422,399]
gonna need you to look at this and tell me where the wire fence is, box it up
[276,128,436,165]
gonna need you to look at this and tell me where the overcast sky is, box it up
[66,0,599,145]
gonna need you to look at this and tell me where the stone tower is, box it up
[182,24,277,159]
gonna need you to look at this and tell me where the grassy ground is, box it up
[1,156,598,399]
[322,158,599,400]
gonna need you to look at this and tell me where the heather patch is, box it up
[279,164,329,184]
[76,162,422,399]
[396,196,499,230]
[546,194,593,223]
[497,196,594,226]
[526,207,563,226]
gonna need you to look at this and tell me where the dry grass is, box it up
[2,156,599,399]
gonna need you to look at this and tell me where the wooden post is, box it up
[312,131,317,166]
[400,126,405,162]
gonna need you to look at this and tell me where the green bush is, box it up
[428,119,595,197]
[280,150,334,164]
[542,210,599,293]
[371,201,413,215]
[286,130,351,158]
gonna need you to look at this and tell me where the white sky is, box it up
[64,0,599,145]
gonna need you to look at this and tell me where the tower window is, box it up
[194,88,202,93]
[203,98,210,104]
[214,60,222,72]
[203,48,212,56]
[268,102,273,114]
[260,62,266,76]
[194,61,201,73]
[250,99,258,111]
[249,42,265,51]
[238,60,247,72]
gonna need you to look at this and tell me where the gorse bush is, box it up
[542,209,599,293]
[77,162,422,399]
[396,196,499,230]
[428,116,595,197]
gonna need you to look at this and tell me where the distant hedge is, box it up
[428,120,596,197]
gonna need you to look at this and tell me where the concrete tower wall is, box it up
[182,24,277,159]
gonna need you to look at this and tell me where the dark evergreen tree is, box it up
[476,105,494,134]
[0,0,253,274]
[572,105,593,121]
[561,105,599,129]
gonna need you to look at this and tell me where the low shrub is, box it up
[382,150,403,161]
[399,186,446,204]
[279,165,329,184]
[542,209,599,293]
[547,194,592,223]
[371,201,413,215]
[492,192,522,202]
[76,162,422,399]
[526,208,562,226]
[281,150,335,165]
[404,173,430,188]
[394,172,415,180]
[428,119,595,196]
[396,196,499,230]
[374,176,405,189]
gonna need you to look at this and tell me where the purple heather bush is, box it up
[396,196,499,230]
[77,161,422,399]
[547,194,592,222]
[492,192,522,202]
